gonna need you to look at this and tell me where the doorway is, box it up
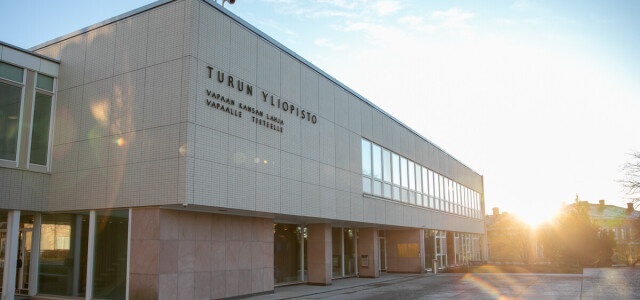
[378,231,387,272]
[0,214,33,296]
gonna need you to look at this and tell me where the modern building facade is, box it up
[0,0,486,299]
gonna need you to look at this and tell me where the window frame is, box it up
[27,73,56,171]
[0,62,27,168]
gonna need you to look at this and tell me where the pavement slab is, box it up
[247,267,640,300]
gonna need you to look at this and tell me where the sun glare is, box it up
[514,206,557,227]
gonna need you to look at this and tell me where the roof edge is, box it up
[1,41,60,63]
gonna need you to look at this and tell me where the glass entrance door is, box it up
[0,214,33,296]
[16,226,32,294]
[378,237,386,272]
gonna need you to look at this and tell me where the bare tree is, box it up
[621,151,640,204]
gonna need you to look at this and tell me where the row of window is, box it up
[611,226,633,241]
[0,61,55,170]
[362,139,482,218]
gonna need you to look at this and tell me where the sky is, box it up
[2,0,639,225]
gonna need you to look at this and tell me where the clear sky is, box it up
[2,0,639,225]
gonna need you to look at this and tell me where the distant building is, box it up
[485,208,547,264]
[569,200,640,265]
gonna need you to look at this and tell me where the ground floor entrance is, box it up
[0,208,486,300]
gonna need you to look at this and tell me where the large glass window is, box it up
[408,161,415,190]
[372,144,382,196]
[93,210,129,299]
[343,228,356,276]
[400,157,408,189]
[29,73,54,166]
[332,228,343,277]
[361,140,371,177]
[391,153,400,185]
[274,224,303,284]
[382,150,391,182]
[359,139,482,217]
[39,213,90,297]
[0,62,24,162]
[372,144,382,180]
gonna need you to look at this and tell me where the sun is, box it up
[513,206,557,227]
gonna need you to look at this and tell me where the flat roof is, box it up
[1,41,60,64]
[30,0,482,178]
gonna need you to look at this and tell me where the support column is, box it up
[2,210,21,300]
[28,214,42,296]
[306,224,332,285]
[85,210,96,300]
[356,228,379,278]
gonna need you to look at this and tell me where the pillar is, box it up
[306,224,332,285]
[356,228,379,278]
[28,214,41,296]
[2,210,20,300]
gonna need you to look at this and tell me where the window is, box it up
[30,73,54,166]
[361,140,371,177]
[359,139,482,216]
[400,157,408,189]
[382,150,391,198]
[0,62,24,162]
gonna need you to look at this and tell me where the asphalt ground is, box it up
[248,267,640,300]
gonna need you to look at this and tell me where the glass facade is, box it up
[38,213,90,297]
[331,228,342,277]
[29,74,54,166]
[93,210,129,299]
[0,61,55,168]
[362,138,483,219]
[343,228,356,276]
[331,227,357,278]
[0,62,24,162]
[274,224,303,284]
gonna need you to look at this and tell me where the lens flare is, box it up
[115,137,125,147]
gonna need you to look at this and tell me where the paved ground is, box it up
[248,267,640,300]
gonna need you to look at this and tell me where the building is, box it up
[485,208,546,265]
[0,0,486,299]
[570,200,640,265]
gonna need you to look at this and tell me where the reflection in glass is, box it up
[274,224,302,284]
[362,177,371,194]
[0,214,34,294]
[39,213,89,297]
[343,229,356,276]
[400,157,407,188]
[30,92,53,165]
[372,144,382,180]
[93,210,129,299]
[361,140,371,176]
[391,154,400,185]
[0,62,24,83]
[382,150,390,182]
[331,228,342,277]
[0,82,22,161]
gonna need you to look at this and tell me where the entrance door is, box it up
[16,227,32,294]
[378,237,386,272]
[0,216,33,296]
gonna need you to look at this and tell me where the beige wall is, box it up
[129,208,274,300]
[188,0,485,232]
[35,0,195,211]
[385,229,425,273]
[357,228,380,278]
